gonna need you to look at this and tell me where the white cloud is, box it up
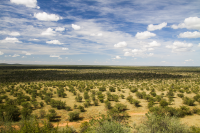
[41,28,56,36]
[0,51,4,55]
[9,32,20,36]
[12,54,20,57]
[65,57,68,59]
[144,41,161,47]
[147,22,167,31]
[198,43,200,47]
[78,59,82,61]
[116,56,121,59]
[148,53,154,56]
[132,49,146,55]
[22,56,26,58]
[114,41,127,48]
[10,0,39,8]
[50,55,60,58]
[97,33,103,36]
[1,37,21,43]
[62,48,68,50]
[185,59,193,62]
[55,27,65,32]
[135,31,156,39]
[124,52,132,56]
[46,40,63,45]
[22,51,31,55]
[90,33,103,36]
[34,12,61,21]
[178,31,200,38]
[171,17,200,30]
[166,41,193,52]
[123,49,131,51]
[148,48,154,51]
[72,24,81,30]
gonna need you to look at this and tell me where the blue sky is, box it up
[0,0,200,66]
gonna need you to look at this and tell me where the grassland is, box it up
[0,65,200,132]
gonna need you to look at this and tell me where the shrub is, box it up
[40,101,44,107]
[75,93,83,102]
[94,99,99,106]
[47,109,57,121]
[99,86,106,91]
[109,86,116,92]
[21,107,32,120]
[148,101,154,109]
[68,111,80,121]
[78,105,85,112]
[105,100,112,109]
[160,99,168,107]
[120,94,125,99]
[136,113,190,133]
[130,88,138,93]
[133,99,140,107]
[84,91,90,100]
[177,93,184,98]
[39,109,46,118]
[183,97,195,106]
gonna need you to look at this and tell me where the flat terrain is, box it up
[0,65,200,130]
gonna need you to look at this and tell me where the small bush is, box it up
[160,99,168,107]
[78,105,85,112]
[105,100,112,109]
[177,93,184,98]
[68,111,80,121]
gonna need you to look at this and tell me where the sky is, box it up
[0,0,200,66]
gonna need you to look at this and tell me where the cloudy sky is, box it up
[0,0,200,66]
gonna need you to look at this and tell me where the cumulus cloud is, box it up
[166,41,193,52]
[22,51,31,55]
[50,55,60,58]
[147,22,167,31]
[55,27,65,32]
[144,41,161,47]
[1,37,21,43]
[123,49,131,51]
[72,24,81,30]
[34,12,61,21]
[148,53,154,56]
[0,31,20,36]
[114,41,127,48]
[0,51,4,55]
[124,52,132,56]
[41,28,56,36]
[90,33,103,36]
[116,56,121,59]
[148,48,154,51]
[185,59,193,62]
[135,31,156,39]
[178,31,200,38]
[171,17,200,30]
[46,40,63,45]
[12,54,20,57]
[62,48,68,50]
[10,0,40,8]
[9,32,20,36]
[198,43,200,47]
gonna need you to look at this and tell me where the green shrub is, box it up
[75,93,83,102]
[68,111,80,121]
[109,86,116,92]
[130,88,138,93]
[160,99,168,107]
[46,109,57,121]
[39,109,46,118]
[78,105,85,112]
[136,113,190,133]
[21,107,32,120]
[99,86,106,91]
[183,97,195,106]
[177,93,184,98]
[105,100,112,109]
